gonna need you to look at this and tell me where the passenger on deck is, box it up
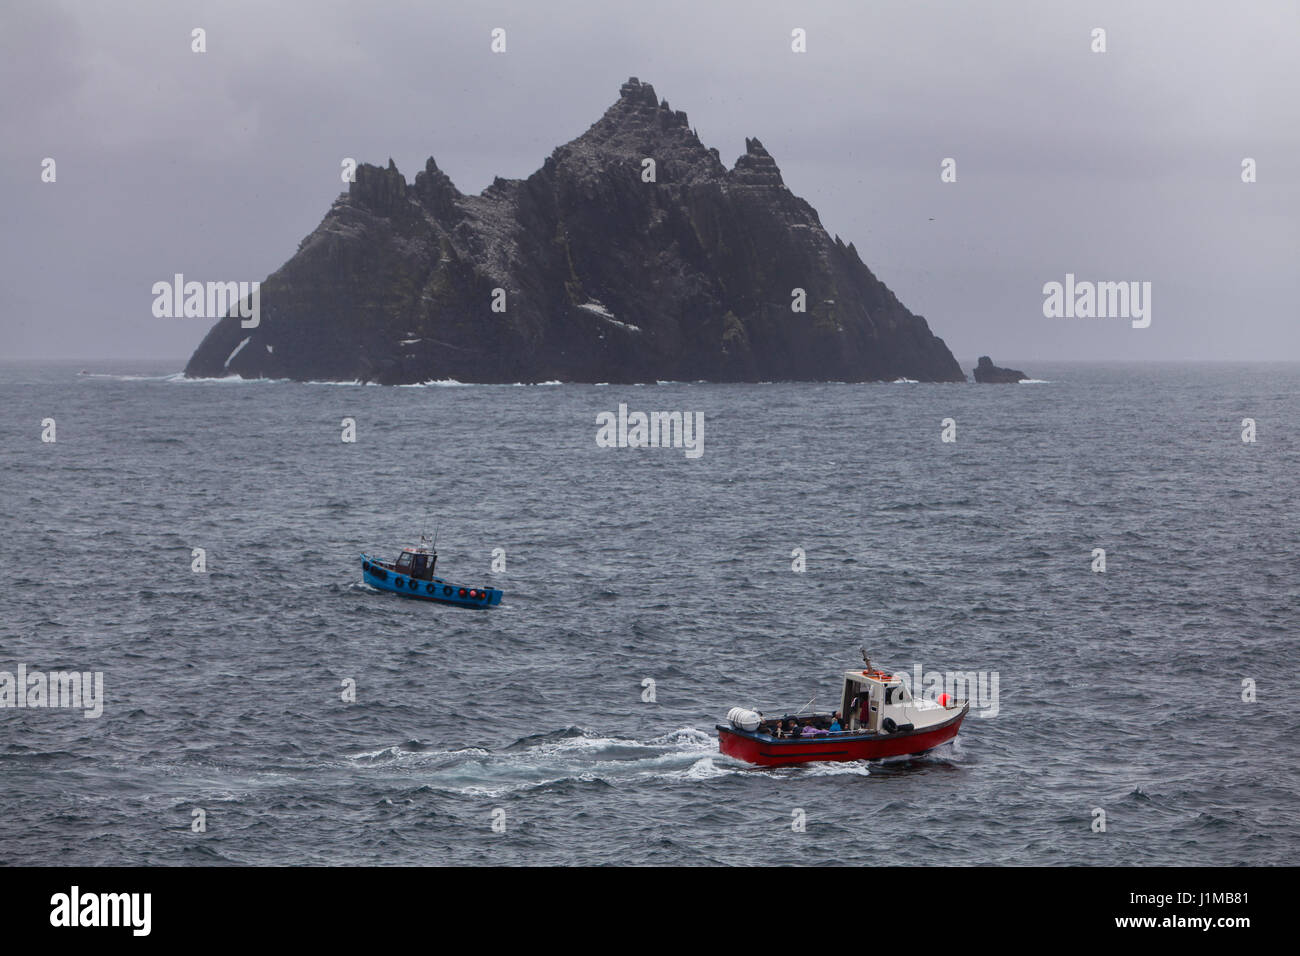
[829,711,843,733]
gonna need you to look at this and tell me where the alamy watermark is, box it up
[897,663,999,718]
[50,886,150,936]
[1043,273,1150,328]
[595,403,704,458]
[0,664,103,718]
[152,273,260,328]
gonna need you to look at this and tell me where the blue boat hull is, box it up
[360,554,502,608]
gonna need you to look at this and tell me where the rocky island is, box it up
[972,356,1028,383]
[184,78,966,384]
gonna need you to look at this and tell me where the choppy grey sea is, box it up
[1,361,1296,865]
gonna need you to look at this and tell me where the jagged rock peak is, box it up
[349,158,409,214]
[561,78,720,182]
[619,76,659,107]
[731,136,784,186]
[413,156,462,220]
[606,77,690,128]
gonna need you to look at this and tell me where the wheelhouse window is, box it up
[397,553,413,569]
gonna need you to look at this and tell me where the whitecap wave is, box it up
[79,372,176,382]
[796,761,873,777]
[660,756,734,780]
[168,372,296,385]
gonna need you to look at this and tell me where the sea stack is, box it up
[185,78,966,385]
[972,356,1028,383]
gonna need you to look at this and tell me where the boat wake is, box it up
[346,726,739,796]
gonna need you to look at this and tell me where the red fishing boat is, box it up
[717,656,969,767]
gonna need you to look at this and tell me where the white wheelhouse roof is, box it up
[844,670,902,686]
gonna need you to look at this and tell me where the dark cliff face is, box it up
[184,78,966,384]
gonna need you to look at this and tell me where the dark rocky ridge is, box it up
[184,78,966,384]
[973,356,1028,383]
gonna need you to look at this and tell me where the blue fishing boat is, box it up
[360,537,502,608]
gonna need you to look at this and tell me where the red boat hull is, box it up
[717,706,968,767]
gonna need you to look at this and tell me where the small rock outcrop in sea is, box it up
[972,356,1028,383]
[184,78,966,384]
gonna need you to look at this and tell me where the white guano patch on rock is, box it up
[578,301,641,332]
[225,336,251,368]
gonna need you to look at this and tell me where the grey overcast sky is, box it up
[2,0,1296,364]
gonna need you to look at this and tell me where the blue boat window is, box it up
[396,553,413,570]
